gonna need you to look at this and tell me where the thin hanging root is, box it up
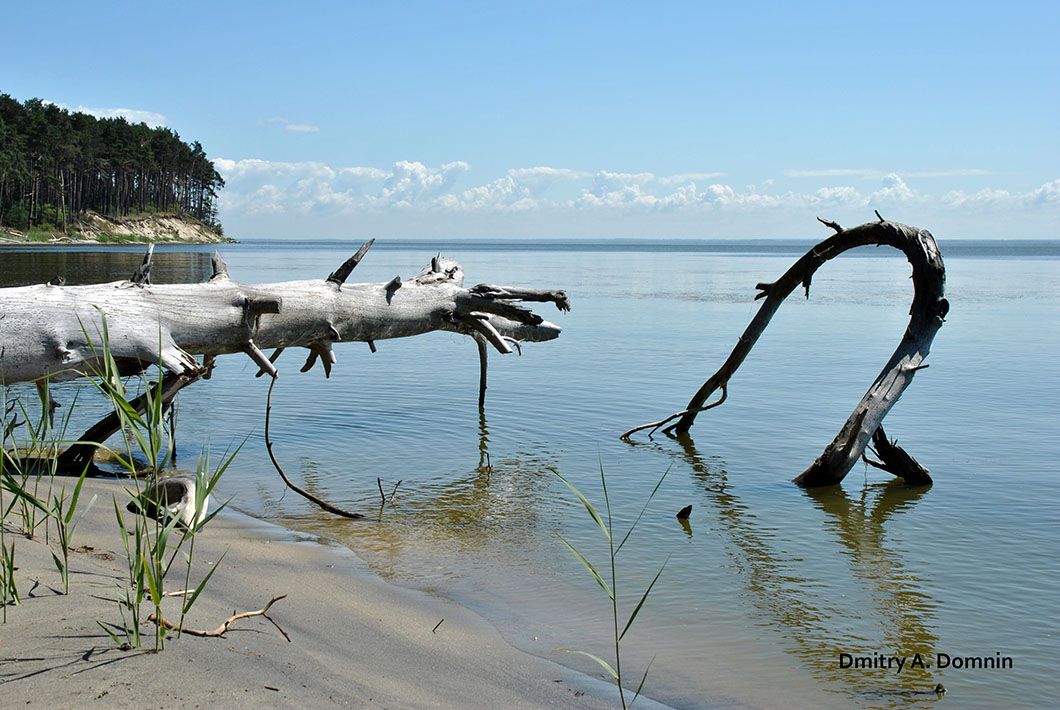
[265,377,365,519]
[620,383,728,441]
[149,594,290,640]
[476,336,488,408]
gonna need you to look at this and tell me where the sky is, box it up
[4,1,1058,239]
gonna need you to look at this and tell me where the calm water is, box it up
[2,238,1058,709]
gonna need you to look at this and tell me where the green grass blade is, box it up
[1,470,50,513]
[69,494,98,540]
[554,471,610,543]
[550,648,619,680]
[598,458,613,538]
[182,548,228,615]
[616,465,671,555]
[620,558,668,641]
[558,534,613,600]
[631,655,656,706]
[95,619,125,647]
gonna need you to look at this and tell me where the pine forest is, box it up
[0,94,224,234]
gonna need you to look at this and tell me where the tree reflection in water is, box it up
[640,433,943,705]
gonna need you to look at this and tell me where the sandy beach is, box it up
[0,477,669,709]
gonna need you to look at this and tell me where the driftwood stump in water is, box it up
[622,215,947,488]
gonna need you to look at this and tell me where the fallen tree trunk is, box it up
[621,216,947,488]
[0,241,568,386]
[1,241,569,464]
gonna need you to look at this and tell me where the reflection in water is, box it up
[477,409,492,478]
[0,247,214,286]
[646,434,944,706]
[264,408,560,585]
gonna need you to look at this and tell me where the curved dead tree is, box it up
[0,240,569,468]
[622,215,947,488]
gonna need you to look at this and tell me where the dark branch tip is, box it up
[816,216,843,234]
[327,238,375,285]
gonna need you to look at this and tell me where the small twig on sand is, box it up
[149,594,290,641]
[162,588,195,598]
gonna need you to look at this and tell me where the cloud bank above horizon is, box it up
[214,157,1060,239]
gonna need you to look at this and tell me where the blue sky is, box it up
[5,1,1058,238]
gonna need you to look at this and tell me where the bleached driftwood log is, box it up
[0,241,569,466]
[621,216,947,488]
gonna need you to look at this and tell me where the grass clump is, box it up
[1,318,235,652]
[82,318,235,650]
[1,382,96,599]
[552,464,670,709]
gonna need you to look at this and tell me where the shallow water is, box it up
[2,238,1058,708]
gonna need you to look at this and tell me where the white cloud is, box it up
[658,172,725,185]
[374,161,470,207]
[214,157,1060,237]
[871,173,919,204]
[214,158,336,182]
[786,169,879,178]
[1027,179,1060,206]
[261,116,321,133]
[939,186,1012,209]
[786,168,993,179]
[44,100,168,127]
[902,169,992,178]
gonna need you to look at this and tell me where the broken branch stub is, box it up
[622,217,947,488]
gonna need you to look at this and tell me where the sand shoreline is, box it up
[0,477,673,708]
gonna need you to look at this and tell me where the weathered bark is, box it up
[622,216,947,488]
[0,242,568,386]
[2,242,568,467]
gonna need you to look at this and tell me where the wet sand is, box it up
[0,477,671,708]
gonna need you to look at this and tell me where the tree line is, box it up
[0,94,224,234]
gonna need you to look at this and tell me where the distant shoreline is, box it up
[0,211,233,246]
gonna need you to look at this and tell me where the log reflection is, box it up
[657,434,943,700]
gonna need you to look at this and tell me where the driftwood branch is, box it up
[264,377,366,519]
[622,218,947,488]
[2,247,568,469]
[149,594,290,640]
[862,425,932,485]
[57,370,202,470]
[0,250,566,386]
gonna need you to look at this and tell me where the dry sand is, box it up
[1,477,672,709]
